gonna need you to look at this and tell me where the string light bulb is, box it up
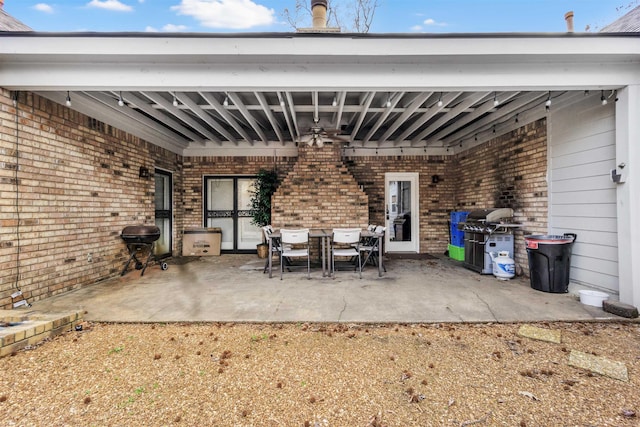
[493,92,499,107]
[600,90,607,106]
[172,94,179,107]
[65,91,71,107]
[223,96,229,108]
[332,96,337,107]
[118,92,124,107]
[545,91,552,110]
[437,93,443,107]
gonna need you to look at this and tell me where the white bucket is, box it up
[578,290,609,307]
[491,251,515,280]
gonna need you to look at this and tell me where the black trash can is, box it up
[525,233,577,293]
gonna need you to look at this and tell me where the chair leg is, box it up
[358,253,362,279]
[307,253,310,279]
[280,252,284,280]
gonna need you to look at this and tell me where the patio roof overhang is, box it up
[1,32,639,156]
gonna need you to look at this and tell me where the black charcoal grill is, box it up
[458,208,520,274]
[120,225,168,276]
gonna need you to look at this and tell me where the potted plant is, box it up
[249,169,279,258]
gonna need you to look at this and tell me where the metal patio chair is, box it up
[360,225,386,272]
[280,228,310,280]
[331,228,362,279]
[263,225,287,274]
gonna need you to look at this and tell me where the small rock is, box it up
[603,300,639,318]
[620,409,636,418]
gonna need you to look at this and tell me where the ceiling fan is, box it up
[298,118,349,147]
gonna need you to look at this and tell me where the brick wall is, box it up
[272,142,369,229]
[0,90,181,308]
[0,87,549,308]
[181,155,296,229]
[453,118,548,273]
[347,154,455,253]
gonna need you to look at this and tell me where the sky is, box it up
[4,0,637,34]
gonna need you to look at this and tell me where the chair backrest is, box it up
[332,228,361,244]
[374,225,385,234]
[367,224,376,231]
[280,228,309,244]
[262,226,273,241]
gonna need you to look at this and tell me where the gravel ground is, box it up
[0,321,638,426]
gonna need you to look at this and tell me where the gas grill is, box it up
[459,208,520,274]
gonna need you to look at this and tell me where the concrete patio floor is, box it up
[24,254,621,324]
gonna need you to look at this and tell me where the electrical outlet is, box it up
[87,253,93,263]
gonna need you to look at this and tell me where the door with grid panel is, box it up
[154,169,172,259]
[204,176,262,252]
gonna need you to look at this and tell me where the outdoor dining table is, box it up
[267,228,385,278]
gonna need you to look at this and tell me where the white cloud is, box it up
[410,25,423,32]
[423,18,447,27]
[163,24,189,32]
[145,26,158,32]
[33,3,54,13]
[87,0,133,12]
[171,0,275,30]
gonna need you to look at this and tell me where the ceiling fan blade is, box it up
[299,134,314,145]
[328,135,351,143]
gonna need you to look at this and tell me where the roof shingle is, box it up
[600,5,640,32]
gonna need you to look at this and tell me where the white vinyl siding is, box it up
[548,94,618,292]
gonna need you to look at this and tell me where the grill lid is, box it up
[122,225,161,236]
[466,208,514,223]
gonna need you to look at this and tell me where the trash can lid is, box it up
[524,234,575,244]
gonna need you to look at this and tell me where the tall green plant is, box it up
[249,169,279,228]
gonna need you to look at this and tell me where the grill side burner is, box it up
[459,208,519,274]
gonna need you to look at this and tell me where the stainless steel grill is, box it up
[459,208,519,274]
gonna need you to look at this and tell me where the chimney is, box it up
[311,0,327,29]
[564,11,574,33]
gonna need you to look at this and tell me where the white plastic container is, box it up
[491,251,515,280]
[578,290,609,307]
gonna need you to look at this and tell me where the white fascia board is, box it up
[183,145,298,158]
[1,34,638,91]
[1,33,639,58]
[2,60,638,92]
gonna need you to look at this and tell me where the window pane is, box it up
[207,179,234,210]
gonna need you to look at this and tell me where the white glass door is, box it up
[385,172,419,253]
